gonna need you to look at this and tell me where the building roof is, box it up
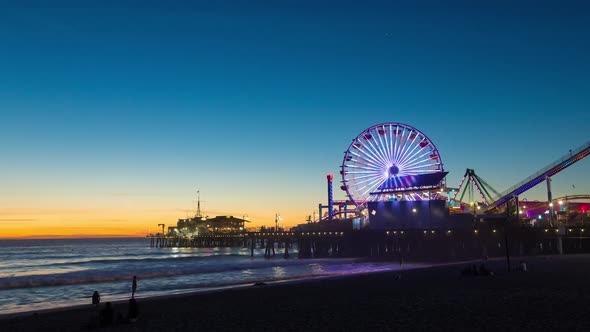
[375,172,448,193]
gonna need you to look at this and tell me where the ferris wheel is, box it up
[340,122,444,208]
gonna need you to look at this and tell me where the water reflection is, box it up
[308,263,325,274]
[272,266,286,278]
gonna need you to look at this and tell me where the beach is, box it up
[2,254,590,331]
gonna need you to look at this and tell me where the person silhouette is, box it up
[92,290,100,306]
[132,276,137,298]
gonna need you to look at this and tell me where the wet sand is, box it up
[2,255,590,331]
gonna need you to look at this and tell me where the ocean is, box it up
[0,237,412,315]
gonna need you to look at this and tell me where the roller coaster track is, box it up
[486,140,590,212]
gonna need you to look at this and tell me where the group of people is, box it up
[91,275,139,327]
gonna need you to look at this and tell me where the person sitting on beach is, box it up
[99,302,114,327]
[92,290,100,306]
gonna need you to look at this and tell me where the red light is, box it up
[327,174,334,181]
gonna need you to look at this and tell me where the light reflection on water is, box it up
[272,266,286,278]
[308,263,325,274]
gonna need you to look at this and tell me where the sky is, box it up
[0,0,589,237]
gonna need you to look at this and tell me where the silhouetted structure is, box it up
[92,291,100,306]
[132,276,137,298]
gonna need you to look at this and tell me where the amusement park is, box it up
[152,121,590,260]
[310,121,590,229]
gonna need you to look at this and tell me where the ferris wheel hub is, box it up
[388,165,400,176]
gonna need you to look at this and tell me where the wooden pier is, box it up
[148,231,345,258]
[147,226,590,260]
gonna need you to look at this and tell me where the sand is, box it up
[2,255,590,331]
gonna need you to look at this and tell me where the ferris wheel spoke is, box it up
[348,157,381,169]
[400,149,434,170]
[345,170,382,176]
[348,172,387,192]
[347,169,383,176]
[348,174,385,182]
[359,137,389,167]
[393,125,406,164]
[396,136,423,167]
[350,143,384,168]
[349,171,387,184]
[396,129,415,166]
[391,125,402,165]
[377,125,392,162]
[361,182,390,198]
[395,128,412,165]
[348,174,384,183]
[357,176,388,200]
[350,150,379,164]
[389,124,395,162]
[396,129,413,164]
[367,129,391,166]
[345,164,381,172]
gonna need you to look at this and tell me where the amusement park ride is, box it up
[314,122,590,225]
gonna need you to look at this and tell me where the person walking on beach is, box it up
[132,275,137,298]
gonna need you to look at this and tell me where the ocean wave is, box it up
[0,252,251,271]
[0,258,355,291]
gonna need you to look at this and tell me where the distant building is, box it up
[171,216,248,236]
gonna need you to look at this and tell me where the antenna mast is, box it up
[196,190,202,218]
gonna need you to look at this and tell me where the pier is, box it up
[149,132,590,262]
[147,225,590,260]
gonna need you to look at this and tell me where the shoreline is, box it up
[0,258,470,319]
[3,254,590,331]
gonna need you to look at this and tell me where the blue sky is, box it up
[0,1,589,234]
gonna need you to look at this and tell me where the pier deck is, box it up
[147,226,590,260]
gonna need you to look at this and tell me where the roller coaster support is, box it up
[547,176,554,226]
